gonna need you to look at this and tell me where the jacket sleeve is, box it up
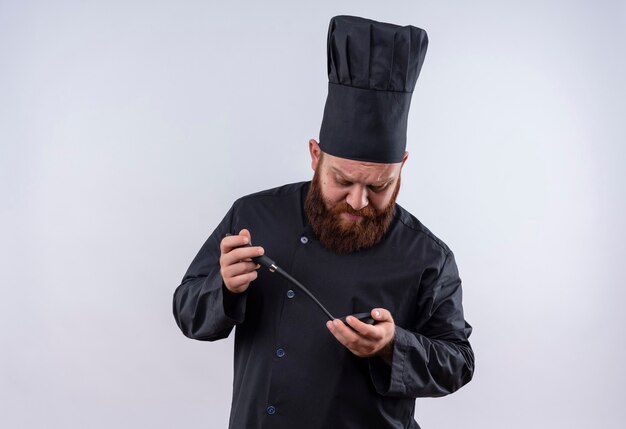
[172,203,248,341]
[368,251,475,398]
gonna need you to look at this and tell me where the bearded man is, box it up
[173,15,474,429]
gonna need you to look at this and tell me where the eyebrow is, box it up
[330,167,394,187]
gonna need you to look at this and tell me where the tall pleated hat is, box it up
[319,15,429,163]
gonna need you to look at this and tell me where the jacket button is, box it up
[287,290,295,299]
[276,348,285,358]
[300,236,309,244]
[266,405,276,415]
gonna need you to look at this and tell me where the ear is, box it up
[309,139,322,171]
[401,151,409,168]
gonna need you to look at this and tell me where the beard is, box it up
[304,170,400,254]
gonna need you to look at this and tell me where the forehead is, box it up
[322,152,401,183]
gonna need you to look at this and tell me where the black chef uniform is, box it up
[173,182,474,428]
[173,15,474,429]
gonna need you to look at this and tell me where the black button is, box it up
[276,348,285,358]
[287,290,295,299]
[266,405,276,415]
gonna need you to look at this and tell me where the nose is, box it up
[346,185,368,211]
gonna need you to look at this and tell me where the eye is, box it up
[368,184,388,193]
[336,178,352,187]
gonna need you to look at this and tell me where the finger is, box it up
[327,319,381,357]
[223,246,265,265]
[220,230,265,264]
[327,319,361,346]
[222,261,260,279]
[227,271,258,291]
[239,228,251,241]
[345,316,381,340]
[220,233,250,254]
[371,308,394,323]
[222,246,264,266]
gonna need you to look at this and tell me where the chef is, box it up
[173,15,474,429]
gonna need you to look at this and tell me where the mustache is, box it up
[329,202,377,220]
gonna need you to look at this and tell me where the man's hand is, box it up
[219,229,264,294]
[326,308,396,364]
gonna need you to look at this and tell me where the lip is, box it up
[341,212,363,221]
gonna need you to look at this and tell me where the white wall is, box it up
[1,1,624,428]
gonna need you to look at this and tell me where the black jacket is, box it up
[173,181,474,429]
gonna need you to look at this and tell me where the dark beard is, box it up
[304,171,400,254]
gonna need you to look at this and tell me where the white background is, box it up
[1,1,625,428]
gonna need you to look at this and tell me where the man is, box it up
[173,15,474,429]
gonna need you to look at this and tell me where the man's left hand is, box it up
[326,308,395,364]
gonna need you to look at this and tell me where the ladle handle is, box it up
[223,234,375,328]
[224,234,277,271]
[225,234,336,321]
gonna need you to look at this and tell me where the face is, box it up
[304,140,407,254]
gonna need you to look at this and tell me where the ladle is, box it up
[229,236,375,326]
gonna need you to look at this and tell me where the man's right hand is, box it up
[220,229,264,294]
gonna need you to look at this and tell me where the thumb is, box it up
[371,308,393,323]
[239,228,252,242]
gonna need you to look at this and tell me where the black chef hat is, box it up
[319,15,428,163]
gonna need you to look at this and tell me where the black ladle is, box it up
[229,236,375,326]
